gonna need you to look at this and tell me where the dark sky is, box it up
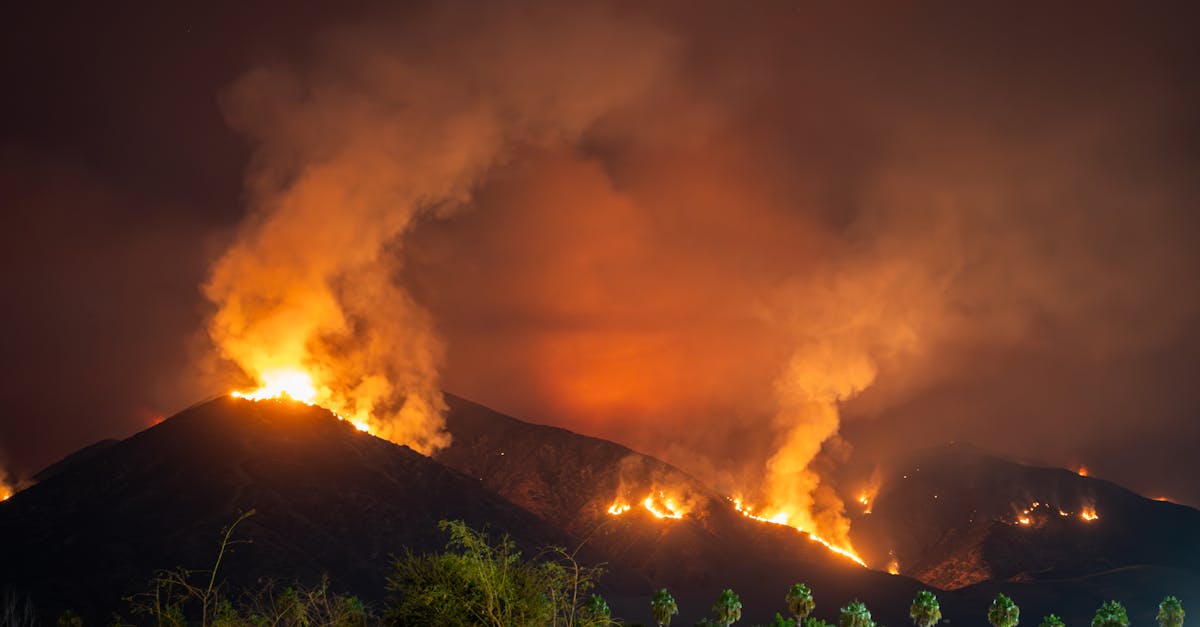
[2,1,1199,507]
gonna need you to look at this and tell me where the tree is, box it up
[1158,597,1185,627]
[582,594,612,626]
[1091,601,1129,627]
[909,591,941,627]
[804,620,835,627]
[988,594,1020,627]
[713,589,743,627]
[384,520,605,627]
[840,601,874,627]
[652,588,679,627]
[1039,615,1065,627]
[787,584,816,623]
[769,613,798,627]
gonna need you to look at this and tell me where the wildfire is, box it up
[1076,465,1089,477]
[607,502,632,515]
[606,489,692,520]
[731,498,868,567]
[1009,500,1100,526]
[0,484,12,502]
[886,551,900,575]
[231,367,372,433]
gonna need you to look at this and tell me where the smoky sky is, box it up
[2,0,1198,505]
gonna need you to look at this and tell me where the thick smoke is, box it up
[205,2,674,453]
[204,0,1200,542]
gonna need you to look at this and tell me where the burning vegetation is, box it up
[731,498,868,567]
[1007,500,1100,527]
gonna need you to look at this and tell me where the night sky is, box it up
[2,1,1199,506]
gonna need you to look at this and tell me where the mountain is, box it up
[0,397,567,621]
[435,395,933,623]
[850,443,1200,622]
[5,397,1194,625]
[0,395,929,625]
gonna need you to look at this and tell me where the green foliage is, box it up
[1039,614,1065,627]
[652,588,680,627]
[1091,601,1129,627]
[713,589,743,627]
[909,591,941,627]
[582,594,612,626]
[839,600,874,627]
[988,593,1020,627]
[803,619,835,627]
[786,583,815,621]
[384,519,607,627]
[1159,597,1185,627]
[767,612,797,627]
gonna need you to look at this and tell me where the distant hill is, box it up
[850,442,1200,622]
[2,398,1196,625]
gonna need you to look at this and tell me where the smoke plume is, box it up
[204,1,674,453]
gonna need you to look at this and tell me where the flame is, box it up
[1076,465,1089,477]
[606,488,692,520]
[232,367,320,403]
[1080,506,1099,521]
[0,484,12,502]
[1016,515,1031,525]
[731,498,867,567]
[607,502,632,515]
[886,551,900,575]
[232,367,371,433]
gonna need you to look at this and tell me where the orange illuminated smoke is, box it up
[886,552,900,575]
[231,367,372,433]
[731,498,868,567]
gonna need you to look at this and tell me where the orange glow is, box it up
[0,477,13,502]
[886,551,900,575]
[1076,465,1089,477]
[1080,506,1099,521]
[1154,496,1172,502]
[731,498,867,567]
[232,367,372,434]
[606,488,693,520]
[1017,515,1031,525]
[607,501,632,515]
[232,367,319,404]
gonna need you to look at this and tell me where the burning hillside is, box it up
[848,444,1200,590]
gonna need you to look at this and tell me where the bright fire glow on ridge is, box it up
[231,366,372,433]
[732,498,867,567]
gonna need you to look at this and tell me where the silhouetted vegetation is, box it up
[20,513,1191,626]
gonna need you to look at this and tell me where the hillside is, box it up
[0,397,568,620]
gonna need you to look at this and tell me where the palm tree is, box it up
[840,600,874,627]
[787,584,816,623]
[909,591,941,627]
[713,589,743,627]
[1158,597,1185,627]
[1091,601,1129,627]
[1039,614,1065,627]
[987,593,1020,627]
[651,588,679,627]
